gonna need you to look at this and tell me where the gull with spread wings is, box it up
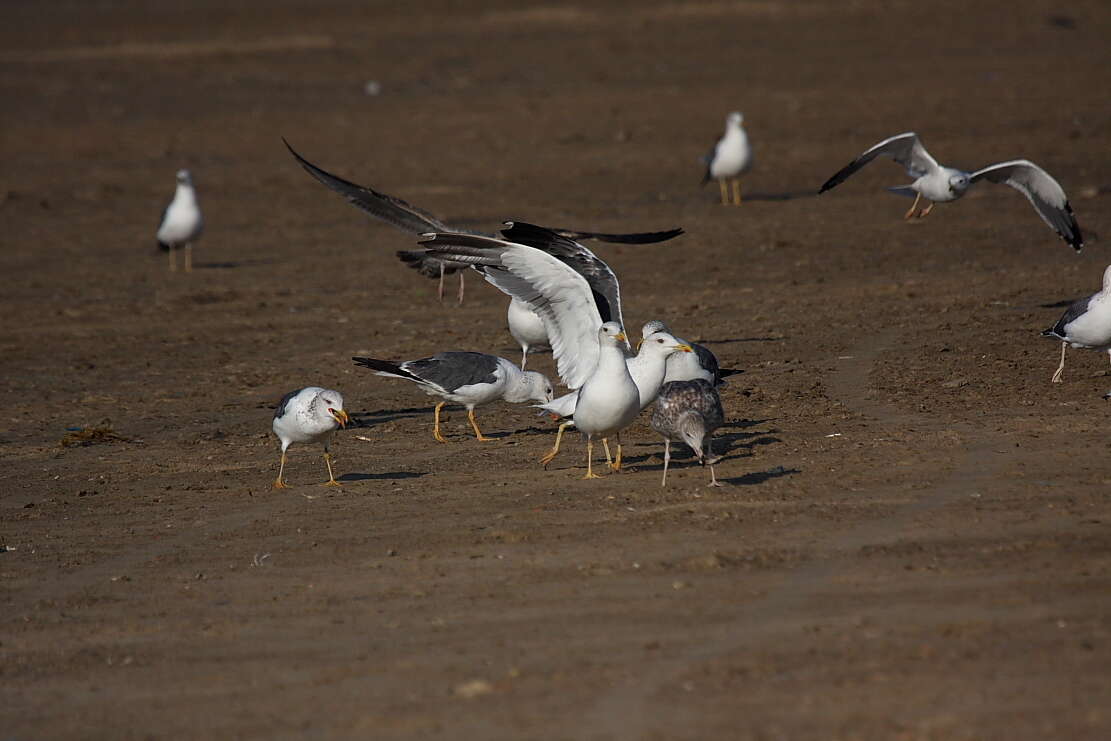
[819,132,1083,251]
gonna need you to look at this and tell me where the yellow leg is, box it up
[540,421,571,467]
[168,247,176,271]
[611,436,624,472]
[731,178,742,206]
[273,451,289,489]
[433,401,448,443]
[323,452,342,486]
[601,438,613,467]
[718,179,728,205]
[1051,342,1066,383]
[583,437,603,479]
[184,244,193,272]
[903,192,922,220]
[468,408,495,441]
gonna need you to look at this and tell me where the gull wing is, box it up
[969,159,1083,251]
[498,221,626,337]
[419,232,604,389]
[819,132,938,193]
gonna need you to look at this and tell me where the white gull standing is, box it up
[352,351,553,442]
[702,112,753,206]
[157,169,204,272]
[818,132,1083,250]
[272,387,349,488]
[1042,264,1111,383]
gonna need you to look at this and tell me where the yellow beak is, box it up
[330,409,350,428]
[675,343,694,353]
[614,331,628,343]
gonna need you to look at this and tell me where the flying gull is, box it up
[352,351,553,442]
[271,387,349,488]
[283,138,684,303]
[157,169,204,272]
[702,112,753,206]
[652,379,726,487]
[818,132,1083,251]
[1042,264,1111,383]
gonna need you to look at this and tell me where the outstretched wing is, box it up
[970,159,1083,252]
[549,226,684,244]
[498,221,626,337]
[819,132,938,193]
[419,232,604,389]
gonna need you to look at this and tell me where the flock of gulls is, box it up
[155,113,1105,488]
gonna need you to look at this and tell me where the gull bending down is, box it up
[818,132,1083,251]
[652,379,726,487]
[352,352,553,442]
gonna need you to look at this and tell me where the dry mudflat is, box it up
[2,1,1110,738]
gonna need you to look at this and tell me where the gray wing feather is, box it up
[969,159,1083,251]
[404,352,500,392]
[274,387,307,420]
[820,132,937,193]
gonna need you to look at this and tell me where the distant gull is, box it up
[640,320,737,386]
[1042,264,1111,382]
[508,297,550,369]
[702,112,753,206]
[652,379,726,487]
[157,169,204,272]
[818,132,1083,250]
[352,351,553,442]
[283,138,683,303]
[272,387,349,488]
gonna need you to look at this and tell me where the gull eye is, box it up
[656,338,664,343]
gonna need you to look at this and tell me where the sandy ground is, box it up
[3,1,1111,738]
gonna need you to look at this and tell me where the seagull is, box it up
[639,320,736,386]
[702,112,753,206]
[818,132,1083,250]
[1041,264,1111,383]
[271,387,349,488]
[352,351,553,442]
[418,226,695,475]
[157,169,203,272]
[652,379,726,487]
[508,297,550,369]
[283,138,683,303]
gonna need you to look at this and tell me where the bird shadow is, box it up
[348,407,429,427]
[337,471,426,482]
[701,336,785,345]
[720,465,801,486]
[1040,297,1080,309]
[741,190,819,202]
[623,424,780,467]
[192,258,279,270]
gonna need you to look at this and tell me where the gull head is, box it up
[640,319,671,346]
[948,172,970,195]
[640,331,693,359]
[175,169,193,185]
[727,111,744,127]
[598,321,628,347]
[521,371,555,403]
[315,390,348,429]
[676,411,708,463]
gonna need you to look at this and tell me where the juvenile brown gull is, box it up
[651,379,725,487]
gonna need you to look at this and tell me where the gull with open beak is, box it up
[271,387,349,488]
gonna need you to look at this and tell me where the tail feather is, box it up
[352,356,420,382]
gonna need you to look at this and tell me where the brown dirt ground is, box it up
[3,1,1111,738]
